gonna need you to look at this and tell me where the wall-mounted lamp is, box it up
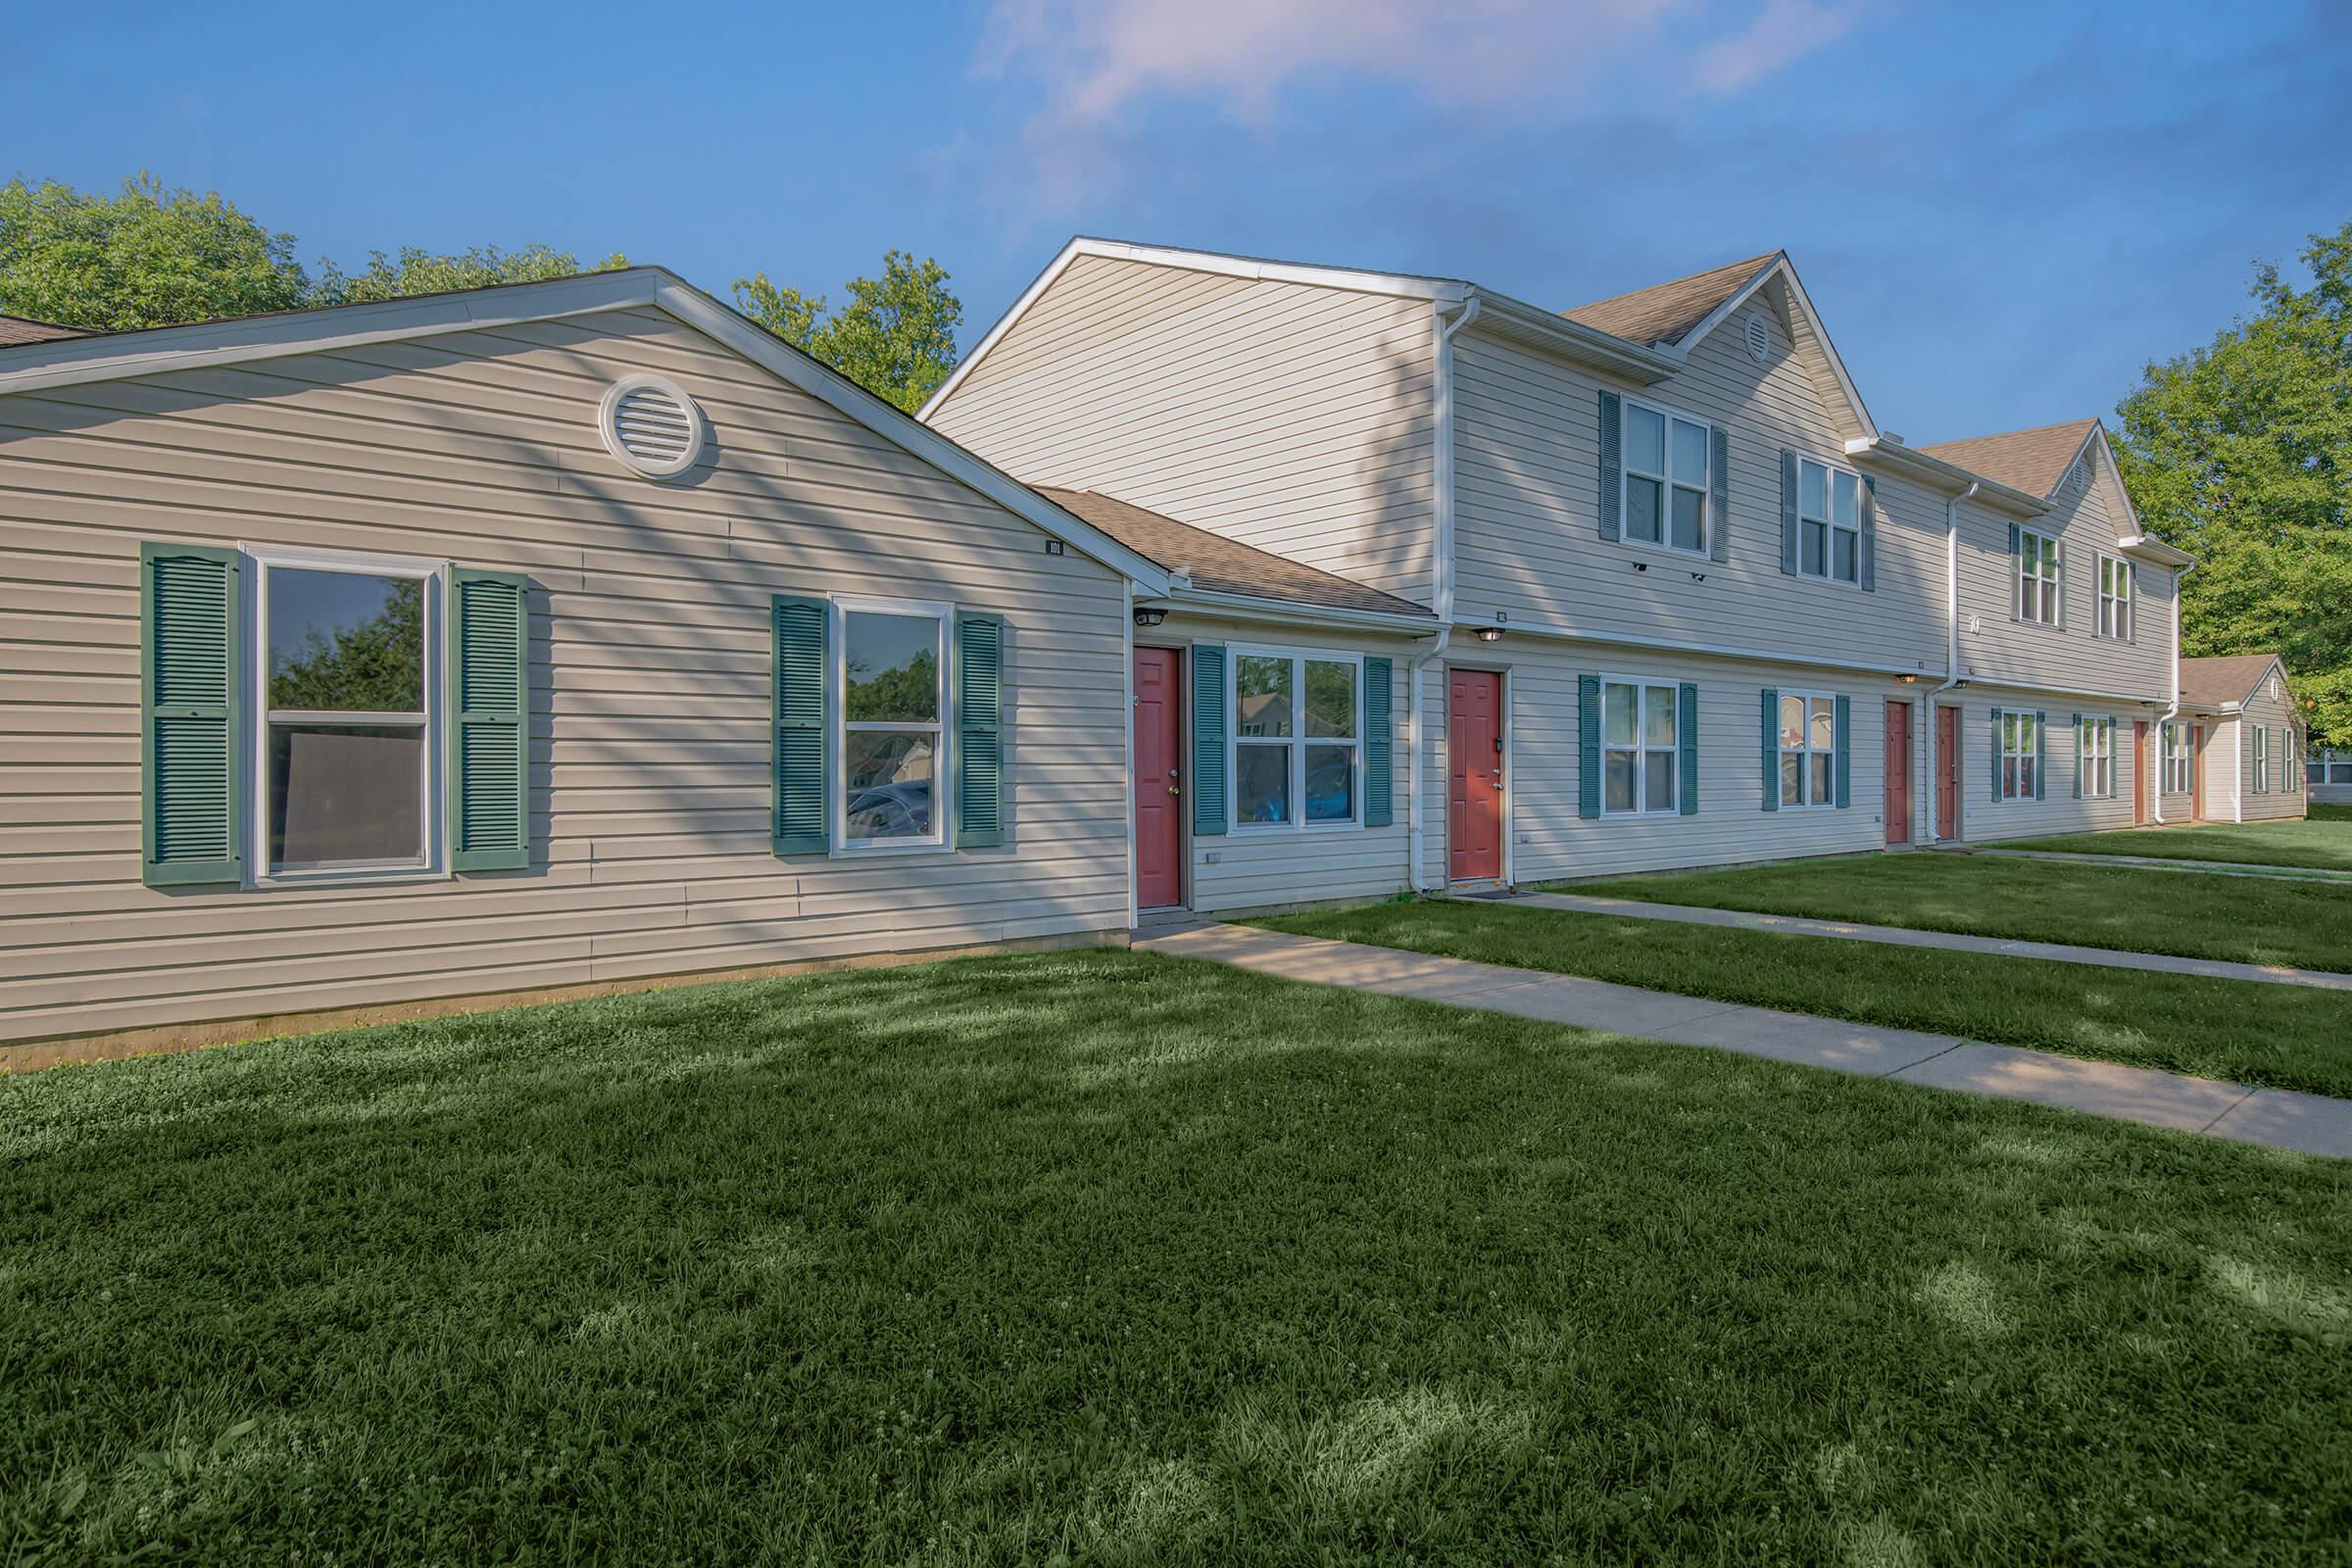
[1689,571,1707,583]
[1897,673,1918,685]
[1133,607,1167,628]
[1473,626,1504,644]
[1632,561,1648,572]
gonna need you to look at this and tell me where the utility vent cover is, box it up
[599,374,707,477]
[1744,314,1771,363]
[2068,458,2085,494]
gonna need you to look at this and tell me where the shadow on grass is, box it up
[4,950,2349,1563]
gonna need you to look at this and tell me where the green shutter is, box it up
[1596,391,1622,543]
[1578,675,1601,819]
[1989,708,2004,802]
[1760,688,1780,811]
[1364,657,1394,828]
[954,611,1005,848]
[2071,713,2082,799]
[1779,451,1799,575]
[1678,681,1699,816]
[1707,429,1730,564]
[770,595,828,856]
[1192,644,1227,836]
[2034,711,2047,800]
[1858,475,1878,592]
[2007,525,2022,619]
[448,569,530,871]
[140,542,243,886]
[1834,695,1851,808]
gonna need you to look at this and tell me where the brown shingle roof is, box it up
[1034,487,1433,619]
[2178,654,2284,709]
[1559,253,1781,348]
[1913,418,2100,498]
[0,314,88,346]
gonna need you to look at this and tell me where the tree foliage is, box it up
[735,250,961,413]
[314,244,630,306]
[268,578,424,712]
[2114,222,2352,745]
[0,174,309,330]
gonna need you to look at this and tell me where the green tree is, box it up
[2114,221,2352,746]
[269,578,424,712]
[315,243,628,306]
[0,173,309,330]
[734,250,961,413]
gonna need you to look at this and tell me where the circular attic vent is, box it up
[598,374,707,477]
[1744,313,1771,364]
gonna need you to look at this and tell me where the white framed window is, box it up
[1232,648,1361,830]
[1600,678,1680,815]
[2283,730,2298,793]
[2018,529,2061,625]
[2079,715,2114,799]
[834,595,950,853]
[1621,398,1711,557]
[2252,725,2270,794]
[1777,691,1837,808]
[2163,722,2194,795]
[247,545,445,884]
[2096,553,2132,640]
[1796,458,1862,584]
[2000,710,2040,801]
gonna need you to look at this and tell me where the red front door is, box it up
[1133,647,1184,909]
[1935,705,1961,841]
[2133,721,2150,824]
[1448,669,1503,882]
[1884,701,1911,845]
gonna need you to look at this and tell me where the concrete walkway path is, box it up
[1976,847,2352,885]
[1134,923,2352,1160]
[1514,892,2352,992]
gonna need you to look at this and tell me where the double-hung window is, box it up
[838,599,949,850]
[2283,730,2299,793]
[1234,650,1359,828]
[2096,553,2132,639]
[1796,459,1862,583]
[1622,400,1710,556]
[2018,529,2061,625]
[2079,715,2113,799]
[1601,679,1679,814]
[2163,722,2194,795]
[253,550,442,878]
[2252,726,2270,794]
[2000,711,2040,800]
[1777,692,1836,808]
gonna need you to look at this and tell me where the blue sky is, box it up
[9,1,2349,441]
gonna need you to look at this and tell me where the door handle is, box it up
[1168,785,1181,797]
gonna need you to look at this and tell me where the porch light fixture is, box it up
[1473,626,1504,644]
[1133,606,1167,628]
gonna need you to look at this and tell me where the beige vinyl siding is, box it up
[1449,283,1947,675]
[928,255,1439,606]
[2228,670,2306,822]
[0,307,1131,1046]
[1947,693,2144,843]
[1163,613,1416,913]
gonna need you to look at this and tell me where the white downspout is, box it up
[2232,717,2244,823]
[2152,559,2193,823]
[1406,295,1481,894]
[1922,482,1974,841]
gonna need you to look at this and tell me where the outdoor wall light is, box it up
[1474,626,1505,644]
[1133,607,1168,628]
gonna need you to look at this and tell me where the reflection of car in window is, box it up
[847,780,932,839]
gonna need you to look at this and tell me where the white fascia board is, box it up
[1152,586,1440,636]
[918,235,1468,422]
[1844,436,2050,516]
[1472,611,1951,682]
[654,279,1171,595]
[1957,673,2175,706]
[0,268,665,396]
[2117,533,2194,568]
[1462,291,1680,382]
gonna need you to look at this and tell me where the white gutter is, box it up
[1923,481,1976,841]
[1431,296,1483,625]
[1121,579,1139,929]
[2233,718,2244,824]
[1149,586,1437,635]
[2152,558,2196,823]
[1404,626,1452,893]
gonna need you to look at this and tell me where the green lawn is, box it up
[1569,853,2352,973]
[6,953,2350,1563]
[1995,814,2352,873]
[1253,900,2352,1099]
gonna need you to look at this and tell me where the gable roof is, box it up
[2178,654,2290,710]
[1035,487,1433,621]
[1914,418,2101,499]
[0,314,86,346]
[0,268,1171,595]
[1559,253,1781,349]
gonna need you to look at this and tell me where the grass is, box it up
[4,952,2349,1563]
[1251,899,2352,1099]
[1568,853,2352,973]
[1994,813,2352,874]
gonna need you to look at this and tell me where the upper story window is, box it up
[1796,458,1862,583]
[838,600,950,850]
[1601,678,1680,814]
[2018,528,2061,626]
[2095,553,2132,640]
[1622,399,1711,557]
[1234,650,1360,829]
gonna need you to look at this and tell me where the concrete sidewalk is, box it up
[1514,892,2352,992]
[1134,923,2352,1160]
[1976,847,2352,885]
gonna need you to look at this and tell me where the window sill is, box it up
[253,865,450,891]
[828,838,951,859]
[1231,821,1363,835]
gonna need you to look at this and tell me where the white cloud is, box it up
[1694,0,1866,92]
